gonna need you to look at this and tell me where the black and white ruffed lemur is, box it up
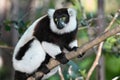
[12,8,79,80]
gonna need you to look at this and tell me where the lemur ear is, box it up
[68,8,77,17]
[48,9,55,18]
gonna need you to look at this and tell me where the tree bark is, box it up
[96,0,105,80]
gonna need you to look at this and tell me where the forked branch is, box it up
[27,26,120,80]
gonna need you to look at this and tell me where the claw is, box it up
[77,52,85,58]
[72,47,78,51]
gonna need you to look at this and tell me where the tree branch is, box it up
[86,42,103,80]
[27,26,120,80]
[86,9,120,80]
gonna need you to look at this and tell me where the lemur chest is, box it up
[35,29,74,47]
[46,34,73,47]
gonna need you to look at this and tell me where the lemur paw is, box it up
[56,53,69,64]
[72,46,78,51]
[72,47,85,58]
[37,64,50,74]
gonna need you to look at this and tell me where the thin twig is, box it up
[86,42,103,80]
[78,27,88,30]
[105,9,120,31]
[78,0,87,19]
[0,45,14,50]
[86,9,120,80]
[58,67,65,80]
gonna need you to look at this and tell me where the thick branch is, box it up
[28,26,120,80]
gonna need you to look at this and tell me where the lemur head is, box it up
[48,8,77,34]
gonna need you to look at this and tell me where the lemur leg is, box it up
[65,40,78,51]
[42,41,69,64]
[55,52,69,64]
[14,71,28,80]
[37,54,51,74]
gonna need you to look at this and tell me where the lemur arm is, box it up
[42,41,69,64]
[66,39,84,57]
[65,40,78,51]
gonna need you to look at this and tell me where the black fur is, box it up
[54,8,70,26]
[14,54,51,80]
[65,46,78,51]
[33,15,77,64]
[14,8,77,80]
[15,39,34,60]
[34,9,78,64]
[55,52,69,64]
[14,71,29,80]
[33,16,77,50]
[37,64,50,74]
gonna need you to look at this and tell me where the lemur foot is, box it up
[72,47,85,58]
[37,64,50,74]
[56,53,69,64]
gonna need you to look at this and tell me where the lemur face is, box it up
[48,8,77,34]
[53,9,69,29]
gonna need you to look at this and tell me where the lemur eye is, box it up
[62,17,66,21]
[55,18,58,22]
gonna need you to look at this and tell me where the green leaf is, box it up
[4,24,11,31]
[107,36,117,43]
[79,69,87,78]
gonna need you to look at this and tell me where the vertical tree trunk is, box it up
[0,0,17,80]
[0,0,20,80]
[0,0,7,22]
[10,0,19,46]
[97,0,105,33]
[96,0,105,80]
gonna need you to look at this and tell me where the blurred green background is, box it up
[0,0,120,80]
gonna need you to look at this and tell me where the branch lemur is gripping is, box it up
[12,8,78,80]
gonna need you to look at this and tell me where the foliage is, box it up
[3,19,30,36]
[103,36,120,56]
